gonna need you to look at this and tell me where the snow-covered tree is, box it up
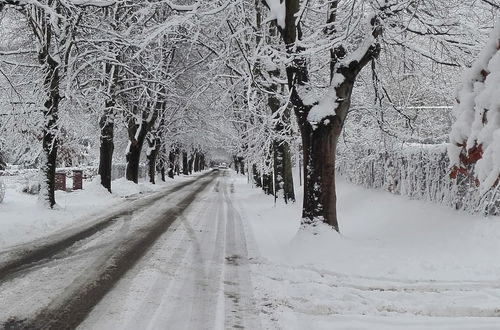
[449,20,500,190]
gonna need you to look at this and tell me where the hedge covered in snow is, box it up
[337,143,500,216]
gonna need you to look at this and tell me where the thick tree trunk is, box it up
[252,164,262,187]
[39,56,60,208]
[146,136,159,184]
[233,156,239,173]
[41,94,59,208]
[238,157,244,175]
[273,140,295,203]
[98,102,114,192]
[125,121,148,183]
[159,158,166,181]
[168,148,176,179]
[194,152,200,172]
[262,173,273,195]
[182,150,189,175]
[174,147,180,175]
[200,154,205,171]
[188,154,194,174]
[300,123,339,230]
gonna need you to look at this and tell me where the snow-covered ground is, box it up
[235,173,500,329]
[0,174,193,250]
[3,169,500,329]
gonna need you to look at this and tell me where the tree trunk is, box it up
[300,122,339,229]
[262,173,273,195]
[146,135,159,184]
[182,150,189,175]
[194,151,200,172]
[174,147,180,175]
[40,89,59,208]
[159,158,166,182]
[188,153,194,174]
[168,148,176,179]
[273,139,295,203]
[125,120,148,183]
[201,154,206,171]
[98,102,114,192]
[252,164,262,187]
[233,156,239,173]
[238,157,245,175]
[39,55,60,208]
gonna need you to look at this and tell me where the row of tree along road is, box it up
[0,0,498,233]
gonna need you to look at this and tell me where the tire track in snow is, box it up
[0,172,214,285]
[1,173,217,329]
[222,175,261,330]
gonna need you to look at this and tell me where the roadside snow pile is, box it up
[0,175,174,250]
[234,173,500,329]
[110,177,162,197]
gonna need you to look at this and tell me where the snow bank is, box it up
[0,174,178,250]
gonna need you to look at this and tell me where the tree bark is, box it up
[252,164,262,187]
[200,153,205,171]
[39,50,60,208]
[174,147,180,175]
[233,156,240,173]
[146,134,159,184]
[40,68,59,208]
[182,150,189,175]
[159,158,166,181]
[168,148,176,179]
[188,153,194,174]
[194,151,200,172]
[125,119,148,183]
[262,172,273,195]
[125,100,161,183]
[238,157,244,175]
[98,101,114,192]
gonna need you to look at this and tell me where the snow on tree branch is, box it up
[448,20,500,189]
[261,0,285,29]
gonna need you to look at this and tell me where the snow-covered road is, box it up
[78,170,260,330]
[0,171,259,329]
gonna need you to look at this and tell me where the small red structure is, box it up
[73,170,83,190]
[55,172,66,191]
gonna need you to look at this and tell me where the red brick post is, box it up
[73,170,83,190]
[55,172,66,191]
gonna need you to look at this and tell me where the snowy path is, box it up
[78,171,261,330]
[0,171,233,329]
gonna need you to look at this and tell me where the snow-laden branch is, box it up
[448,19,500,189]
